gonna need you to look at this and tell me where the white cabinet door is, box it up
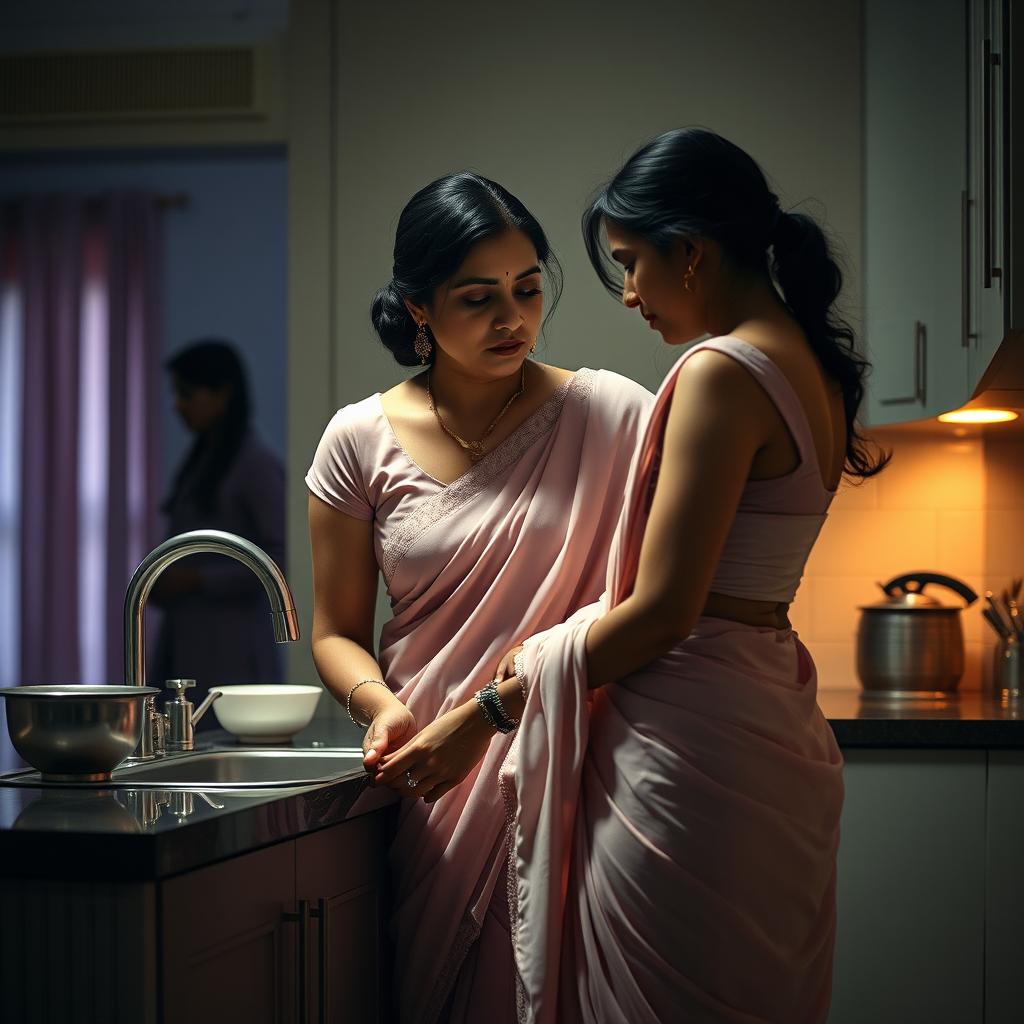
[984,752,1024,1024]
[829,750,986,1024]
[864,0,970,425]
[968,0,1008,390]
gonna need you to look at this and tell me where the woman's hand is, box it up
[373,701,494,803]
[361,699,416,774]
[493,645,524,683]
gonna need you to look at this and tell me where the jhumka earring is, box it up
[683,265,695,293]
[414,322,433,364]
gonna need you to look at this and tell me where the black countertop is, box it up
[0,719,391,882]
[2,691,1022,882]
[818,688,1024,749]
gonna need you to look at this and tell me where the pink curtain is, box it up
[0,192,160,732]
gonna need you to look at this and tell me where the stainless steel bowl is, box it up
[1,685,159,782]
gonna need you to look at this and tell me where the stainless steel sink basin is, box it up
[110,749,365,788]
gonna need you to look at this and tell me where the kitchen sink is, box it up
[110,748,365,788]
[0,747,367,790]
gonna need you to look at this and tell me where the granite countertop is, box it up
[2,691,1022,882]
[0,719,392,882]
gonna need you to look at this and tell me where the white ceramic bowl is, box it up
[209,684,322,743]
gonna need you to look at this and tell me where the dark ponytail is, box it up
[371,172,562,367]
[583,127,889,481]
[768,211,884,477]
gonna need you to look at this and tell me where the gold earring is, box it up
[413,322,432,364]
[683,265,695,293]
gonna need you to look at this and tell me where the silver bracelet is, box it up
[474,688,500,731]
[475,681,518,734]
[346,678,389,727]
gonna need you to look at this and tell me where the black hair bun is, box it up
[370,281,421,367]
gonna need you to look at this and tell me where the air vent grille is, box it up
[0,48,261,122]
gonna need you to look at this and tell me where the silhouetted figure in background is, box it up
[150,340,286,708]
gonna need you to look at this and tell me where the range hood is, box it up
[968,330,1024,409]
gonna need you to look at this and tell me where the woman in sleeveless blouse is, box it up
[305,173,653,1023]
[376,130,890,1022]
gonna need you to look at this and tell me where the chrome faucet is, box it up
[163,678,221,751]
[123,530,300,759]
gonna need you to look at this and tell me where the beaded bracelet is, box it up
[474,680,518,734]
[346,678,389,727]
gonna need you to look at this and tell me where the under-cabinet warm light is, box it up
[936,408,1019,424]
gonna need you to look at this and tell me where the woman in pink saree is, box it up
[306,172,653,1022]
[377,129,890,1021]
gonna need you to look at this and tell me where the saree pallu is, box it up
[501,359,844,1023]
[366,370,654,1023]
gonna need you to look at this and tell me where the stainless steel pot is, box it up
[1,685,160,782]
[856,572,979,696]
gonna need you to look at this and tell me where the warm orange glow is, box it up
[937,408,1019,424]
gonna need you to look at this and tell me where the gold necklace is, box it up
[427,361,527,461]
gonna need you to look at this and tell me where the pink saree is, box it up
[501,345,845,1023]
[306,368,654,1022]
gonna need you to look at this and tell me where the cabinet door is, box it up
[984,752,1024,1024]
[864,0,969,425]
[968,0,1008,389]
[829,750,986,1024]
[296,810,391,1024]
[162,840,297,1024]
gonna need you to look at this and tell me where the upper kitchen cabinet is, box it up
[967,0,1009,390]
[863,0,969,426]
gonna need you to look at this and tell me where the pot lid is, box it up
[859,572,979,612]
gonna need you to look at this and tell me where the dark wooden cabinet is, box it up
[162,840,298,1024]
[160,811,391,1024]
[0,808,392,1024]
[297,812,390,1023]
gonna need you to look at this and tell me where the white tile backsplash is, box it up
[793,429,991,691]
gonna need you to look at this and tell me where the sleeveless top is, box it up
[698,337,837,604]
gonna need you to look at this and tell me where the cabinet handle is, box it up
[983,37,1003,286]
[311,897,329,1024]
[285,899,310,1023]
[961,191,977,347]
[880,321,927,406]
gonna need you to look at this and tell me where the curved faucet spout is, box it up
[122,530,300,757]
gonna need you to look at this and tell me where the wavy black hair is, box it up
[583,127,888,480]
[164,339,251,515]
[371,172,562,366]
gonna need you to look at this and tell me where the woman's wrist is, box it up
[495,678,525,721]
[348,680,400,726]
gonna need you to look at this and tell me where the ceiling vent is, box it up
[0,46,273,123]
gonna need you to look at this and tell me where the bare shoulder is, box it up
[671,346,778,444]
[678,345,766,401]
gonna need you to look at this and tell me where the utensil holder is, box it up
[991,637,1024,701]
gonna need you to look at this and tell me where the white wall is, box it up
[329,0,863,407]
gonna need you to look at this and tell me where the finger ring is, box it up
[405,770,417,788]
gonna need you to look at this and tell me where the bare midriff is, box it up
[701,592,792,631]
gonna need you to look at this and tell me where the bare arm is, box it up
[308,493,415,764]
[584,351,771,689]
